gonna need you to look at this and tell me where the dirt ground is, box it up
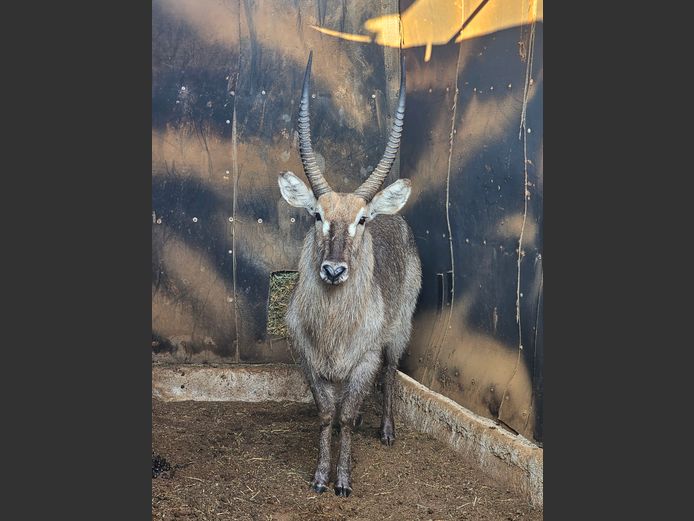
[152,398,542,520]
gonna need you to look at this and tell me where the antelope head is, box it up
[279,51,411,286]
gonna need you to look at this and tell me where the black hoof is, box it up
[380,426,396,446]
[334,485,352,497]
[380,435,395,446]
[311,481,328,494]
[355,413,363,428]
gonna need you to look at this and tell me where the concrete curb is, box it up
[152,364,542,506]
[152,363,312,403]
[392,371,543,507]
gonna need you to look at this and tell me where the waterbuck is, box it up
[278,52,421,497]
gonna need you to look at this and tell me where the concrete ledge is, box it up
[152,363,312,403]
[152,364,542,506]
[393,371,543,507]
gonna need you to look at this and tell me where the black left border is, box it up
[5,3,153,519]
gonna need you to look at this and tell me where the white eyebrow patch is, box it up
[348,208,366,237]
[315,203,330,236]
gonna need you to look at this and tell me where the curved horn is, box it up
[298,51,332,198]
[354,55,406,202]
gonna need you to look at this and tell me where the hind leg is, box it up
[380,336,409,446]
[379,359,397,446]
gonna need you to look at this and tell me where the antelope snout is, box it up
[320,261,348,285]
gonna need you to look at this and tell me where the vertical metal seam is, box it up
[230,0,243,363]
[522,267,543,434]
[424,25,463,389]
[498,3,537,421]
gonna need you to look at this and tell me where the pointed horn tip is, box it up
[302,52,313,88]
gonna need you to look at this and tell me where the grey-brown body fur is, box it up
[282,50,416,496]
[287,213,421,496]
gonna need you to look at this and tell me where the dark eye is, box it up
[358,216,366,225]
[315,213,322,222]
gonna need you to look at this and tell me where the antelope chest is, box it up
[301,295,385,382]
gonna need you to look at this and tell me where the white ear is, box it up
[366,179,412,220]
[278,171,317,213]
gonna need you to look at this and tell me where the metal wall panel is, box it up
[397,1,543,441]
[152,0,401,363]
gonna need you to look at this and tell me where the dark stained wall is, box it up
[152,0,543,442]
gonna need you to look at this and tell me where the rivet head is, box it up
[257,218,263,223]
[311,94,316,99]
[290,217,295,223]
[156,218,162,224]
[228,250,233,254]
[228,217,234,222]
[226,119,231,124]
[192,217,198,222]
[230,91,235,96]
[371,93,376,99]
[261,90,266,95]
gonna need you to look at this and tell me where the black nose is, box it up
[322,263,346,281]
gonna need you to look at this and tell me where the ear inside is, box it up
[366,179,412,219]
[278,171,317,213]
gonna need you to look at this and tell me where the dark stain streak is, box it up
[340,0,347,34]
[242,0,260,95]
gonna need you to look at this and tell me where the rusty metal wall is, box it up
[152,0,543,442]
